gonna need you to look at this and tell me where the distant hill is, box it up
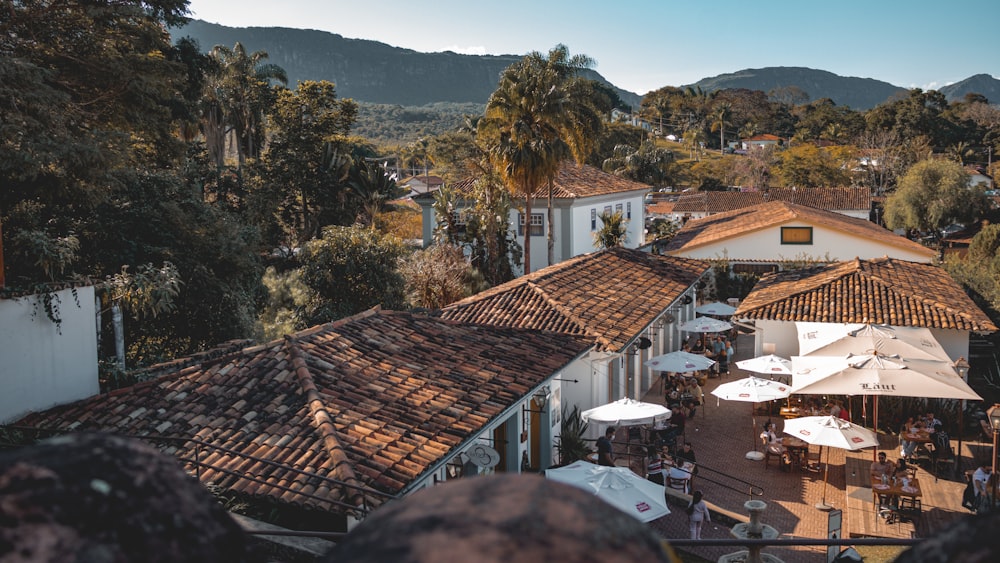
[687,67,907,110]
[170,20,643,108]
[939,74,1000,104]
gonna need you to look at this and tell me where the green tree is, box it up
[398,244,477,309]
[298,225,408,323]
[884,159,991,236]
[260,80,358,246]
[775,143,852,188]
[710,103,733,152]
[348,159,407,227]
[602,142,676,187]
[206,42,287,171]
[593,210,628,249]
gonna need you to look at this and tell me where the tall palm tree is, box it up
[481,45,602,274]
[206,42,287,171]
[711,103,732,153]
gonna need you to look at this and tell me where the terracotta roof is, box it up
[747,134,782,142]
[414,162,650,202]
[16,309,591,515]
[663,200,935,258]
[646,201,675,215]
[672,187,871,214]
[439,247,710,351]
[734,257,998,332]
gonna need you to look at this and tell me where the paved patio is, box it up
[630,333,976,562]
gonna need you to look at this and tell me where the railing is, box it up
[1,426,398,518]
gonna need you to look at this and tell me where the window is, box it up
[781,226,813,245]
[627,202,632,220]
[451,210,468,233]
[591,209,597,230]
[604,205,612,217]
[615,203,623,215]
[518,213,544,237]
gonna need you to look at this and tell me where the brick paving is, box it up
[636,334,860,562]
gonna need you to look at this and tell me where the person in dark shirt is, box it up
[596,427,616,466]
[676,442,697,465]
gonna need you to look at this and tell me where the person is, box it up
[686,490,711,540]
[962,470,978,512]
[973,464,991,498]
[836,400,850,422]
[760,421,786,461]
[899,417,917,459]
[676,442,697,465]
[596,427,616,467]
[828,402,841,418]
[930,423,953,463]
[871,451,895,480]
[719,339,734,375]
[645,446,664,485]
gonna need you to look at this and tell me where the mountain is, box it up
[687,67,907,110]
[170,20,643,108]
[939,74,1000,103]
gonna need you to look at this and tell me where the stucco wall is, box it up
[673,222,934,263]
[0,286,99,422]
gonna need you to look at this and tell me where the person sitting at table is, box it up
[690,337,705,354]
[899,416,917,459]
[930,422,953,463]
[686,379,704,406]
[676,441,697,465]
[645,445,664,485]
[760,421,786,458]
[871,451,895,480]
[596,427,616,467]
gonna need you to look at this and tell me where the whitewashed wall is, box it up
[0,286,99,422]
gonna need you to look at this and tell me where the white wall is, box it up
[0,286,99,422]
[672,222,934,263]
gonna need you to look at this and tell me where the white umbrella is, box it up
[695,301,737,316]
[645,350,716,373]
[545,461,670,522]
[581,397,672,426]
[791,353,981,401]
[736,354,793,378]
[711,376,792,460]
[782,415,879,510]
[678,316,733,333]
[796,322,949,360]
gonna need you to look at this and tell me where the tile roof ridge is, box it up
[284,335,366,507]
[525,280,607,349]
[860,257,990,327]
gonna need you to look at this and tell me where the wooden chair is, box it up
[762,436,776,469]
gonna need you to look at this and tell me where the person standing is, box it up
[687,490,710,540]
[973,463,992,512]
[596,427,616,467]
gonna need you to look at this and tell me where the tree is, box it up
[260,80,358,246]
[593,210,628,249]
[884,159,991,236]
[774,143,852,188]
[711,103,733,152]
[206,42,287,171]
[398,244,477,309]
[602,142,676,187]
[481,45,603,274]
[348,159,407,227]
[297,225,408,323]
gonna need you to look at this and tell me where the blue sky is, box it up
[185,0,997,96]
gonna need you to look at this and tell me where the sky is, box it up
[184,0,997,96]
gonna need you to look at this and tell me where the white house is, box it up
[662,200,936,272]
[669,187,873,223]
[734,257,997,362]
[0,285,99,422]
[414,163,650,274]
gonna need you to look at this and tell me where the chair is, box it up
[668,475,690,494]
[762,436,777,469]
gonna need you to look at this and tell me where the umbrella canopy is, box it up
[678,316,733,333]
[695,301,737,316]
[783,415,880,450]
[791,353,982,400]
[645,351,716,373]
[736,354,793,377]
[545,461,670,522]
[711,376,792,403]
[580,397,672,426]
[796,323,950,360]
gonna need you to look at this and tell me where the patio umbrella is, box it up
[678,316,733,333]
[545,461,670,522]
[711,376,792,460]
[645,350,716,373]
[736,354,793,379]
[695,301,737,316]
[783,415,879,510]
[796,322,950,360]
[580,397,672,426]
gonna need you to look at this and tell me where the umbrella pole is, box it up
[873,395,879,463]
[816,446,832,511]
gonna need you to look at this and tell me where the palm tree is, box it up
[711,103,732,153]
[206,42,287,171]
[481,45,603,273]
[593,210,628,249]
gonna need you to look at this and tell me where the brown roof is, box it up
[646,201,675,215]
[663,200,935,258]
[672,187,871,214]
[439,247,710,351]
[415,162,650,202]
[16,309,591,514]
[735,257,998,332]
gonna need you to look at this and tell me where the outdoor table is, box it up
[663,461,695,493]
[871,476,922,506]
[779,406,801,419]
[780,436,810,469]
[903,430,932,444]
